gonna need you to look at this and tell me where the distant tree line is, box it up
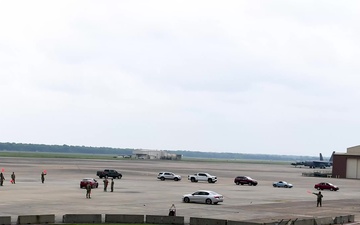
[0,142,319,161]
[0,142,133,155]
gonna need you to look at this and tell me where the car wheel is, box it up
[317,187,321,190]
[284,185,288,188]
[118,175,122,179]
[330,188,334,191]
[208,179,212,183]
[205,198,212,204]
[235,181,240,185]
[273,184,277,187]
[248,183,252,186]
[191,177,196,182]
[174,177,179,181]
[184,197,190,203]
[105,175,108,179]
[160,177,165,181]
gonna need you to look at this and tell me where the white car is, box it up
[188,172,217,183]
[157,172,181,181]
[182,190,224,205]
[273,181,293,188]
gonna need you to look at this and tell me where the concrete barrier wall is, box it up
[17,214,55,225]
[2,213,354,225]
[334,215,355,224]
[292,218,315,225]
[190,217,227,225]
[314,217,333,225]
[0,216,11,225]
[146,215,184,224]
[227,220,261,225]
[63,214,102,223]
[105,214,144,223]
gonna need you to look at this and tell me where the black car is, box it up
[234,176,258,186]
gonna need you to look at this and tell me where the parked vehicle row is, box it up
[80,170,340,205]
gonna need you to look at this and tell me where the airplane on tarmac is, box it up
[291,151,334,168]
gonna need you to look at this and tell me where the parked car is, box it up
[234,176,258,186]
[80,178,99,189]
[157,172,181,181]
[182,190,224,205]
[188,172,217,183]
[273,181,293,188]
[314,182,339,191]
[96,169,122,179]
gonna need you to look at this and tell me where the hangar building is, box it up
[332,145,360,179]
[133,149,182,160]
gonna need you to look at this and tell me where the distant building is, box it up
[332,145,360,179]
[133,149,182,160]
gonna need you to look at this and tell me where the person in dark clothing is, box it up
[11,172,15,184]
[103,178,109,192]
[0,172,5,186]
[86,183,92,199]
[313,191,323,207]
[41,172,46,183]
[168,204,176,216]
[110,178,114,192]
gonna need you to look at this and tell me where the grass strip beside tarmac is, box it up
[0,151,115,160]
[0,151,290,165]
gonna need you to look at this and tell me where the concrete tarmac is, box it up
[0,157,359,223]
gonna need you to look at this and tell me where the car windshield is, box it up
[209,191,220,195]
[327,183,334,186]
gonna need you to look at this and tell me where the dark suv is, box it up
[234,176,258,186]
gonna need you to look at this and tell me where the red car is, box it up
[314,182,339,191]
[234,176,258,186]
[80,178,99,189]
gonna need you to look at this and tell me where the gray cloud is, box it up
[1,0,359,156]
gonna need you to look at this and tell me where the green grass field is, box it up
[0,151,116,160]
[0,151,290,165]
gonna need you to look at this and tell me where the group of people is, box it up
[0,172,46,186]
[86,177,115,199]
[0,172,16,185]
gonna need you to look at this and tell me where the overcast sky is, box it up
[1,1,359,156]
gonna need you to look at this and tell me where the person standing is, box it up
[103,178,109,192]
[110,178,114,192]
[11,172,15,184]
[86,183,92,199]
[168,204,176,216]
[41,172,46,184]
[0,172,5,186]
[313,191,323,207]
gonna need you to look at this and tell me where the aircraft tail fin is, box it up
[319,153,324,161]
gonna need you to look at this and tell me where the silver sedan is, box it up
[273,181,293,188]
[182,190,224,205]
